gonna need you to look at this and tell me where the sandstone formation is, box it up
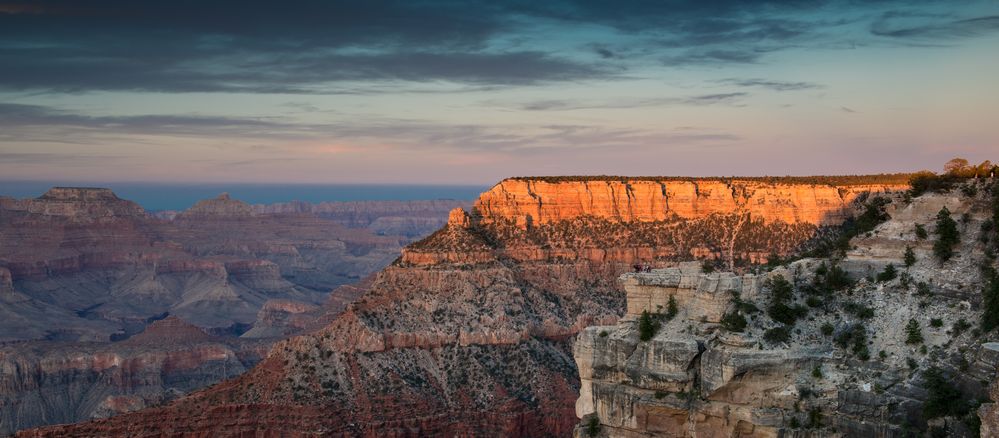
[17,176,911,437]
[574,179,999,437]
[0,188,466,434]
[475,178,904,227]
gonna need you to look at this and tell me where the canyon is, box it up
[0,187,466,434]
[14,176,914,437]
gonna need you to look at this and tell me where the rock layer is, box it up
[475,178,903,227]
[0,188,466,434]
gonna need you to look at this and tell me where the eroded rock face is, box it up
[475,178,904,227]
[0,188,466,434]
[16,176,910,437]
[620,264,760,323]
[575,180,999,438]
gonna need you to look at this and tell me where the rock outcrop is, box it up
[574,179,999,437]
[16,176,912,437]
[619,263,759,323]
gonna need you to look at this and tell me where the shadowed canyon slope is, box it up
[0,188,467,434]
[17,176,909,437]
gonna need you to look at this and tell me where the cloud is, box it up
[0,152,126,164]
[719,78,822,91]
[682,92,748,105]
[0,103,739,154]
[2,1,987,94]
[503,92,748,111]
[0,1,620,93]
[663,49,763,65]
[0,47,613,93]
[0,103,305,141]
[871,13,999,39]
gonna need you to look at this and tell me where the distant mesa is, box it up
[39,187,120,201]
[177,192,254,218]
[0,186,148,220]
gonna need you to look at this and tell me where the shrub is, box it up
[768,276,794,302]
[638,310,661,341]
[835,324,869,359]
[904,246,916,267]
[806,407,822,429]
[766,276,806,325]
[666,295,678,319]
[915,224,928,239]
[929,318,943,328]
[812,365,823,379]
[843,302,875,319]
[922,367,968,419]
[820,322,834,336]
[599,330,609,338]
[962,184,979,197]
[905,319,923,344]
[827,264,851,288]
[763,325,792,344]
[720,310,747,332]
[876,264,897,282]
[982,266,999,331]
[769,303,807,325]
[701,261,715,273]
[586,417,601,437]
[916,281,932,296]
[954,318,972,335]
[806,296,823,307]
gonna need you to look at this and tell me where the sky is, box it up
[0,1,997,185]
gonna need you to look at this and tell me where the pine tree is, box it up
[904,246,916,267]
[905,319,923,344]
[933,207,959,261]
[877,264,897,282]
[983,267,999,331]
[666,295,678,319]
[638,310,660,341]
